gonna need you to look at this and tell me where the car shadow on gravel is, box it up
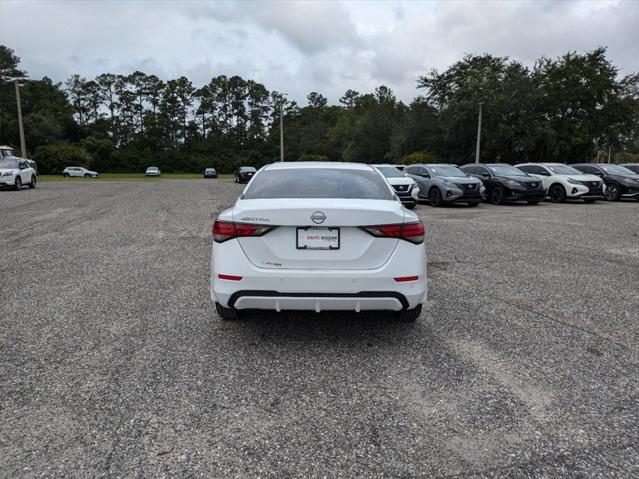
[227,310,422,344]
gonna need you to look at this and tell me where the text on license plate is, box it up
[296,227,340,250]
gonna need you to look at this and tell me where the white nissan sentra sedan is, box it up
[211,162,427,321]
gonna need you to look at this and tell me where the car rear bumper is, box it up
[211,239,427,311]
[229,291,408,312]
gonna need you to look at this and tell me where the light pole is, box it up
[2,75,29,158]
[15,80,27,158]
[279,93,287,162]
[475,102,483,163]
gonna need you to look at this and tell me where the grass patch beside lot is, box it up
[38,173,235,182]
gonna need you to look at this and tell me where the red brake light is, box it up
[213,220,273,242]
[218,274,243,281]
[361,221,424,244]
[394,276,419,282]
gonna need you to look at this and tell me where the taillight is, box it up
[213,220,274,242]
[361,221,425,244]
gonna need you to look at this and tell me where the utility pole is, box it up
[279,93,287,162]
[475,102,483,163]
[280,102,284,162]
[15,79,27,158]
[608,146,611,164]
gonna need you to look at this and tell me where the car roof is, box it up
[264,162,375,171]
[461,163,500,167]
[517,162,562,166]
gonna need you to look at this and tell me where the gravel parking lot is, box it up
[1,180,638,478]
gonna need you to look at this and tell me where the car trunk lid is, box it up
[233,199,405,270]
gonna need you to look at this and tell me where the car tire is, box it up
[215,302,240,320]
[405,201,416,210]
[549,184,566,203]
[14,177,22,191]
[429,188,443,207]
[235,176,239,183]
[467,201,480,207]
[29,176,36,189]
[395,304,421,322]
[84,173,91,178]
[583,198,597,203]
[527,199,541,205]
[489,186,504,205]
[604,184,621,201]
[63,173,70,178]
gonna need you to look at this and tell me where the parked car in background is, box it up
[515,163,603,203]
[145,166,161,177]
[374,164,417,209]
[1,145,37,174]
[0,145,14,159]
[212,162,426,322]
[460,163,546,205]
[0,158,37,190]
[618,163,639,174]
[235,166,257,184]
[572,163,639,201]
[63,166,99,178]
[406,163,483,207]
[204,168,217,178]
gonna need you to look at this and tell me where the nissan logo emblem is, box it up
[311,211,326,224]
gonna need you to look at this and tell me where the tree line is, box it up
[1,45,637,174]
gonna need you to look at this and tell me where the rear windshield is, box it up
[243,168,395,200]
[240,167,256,172]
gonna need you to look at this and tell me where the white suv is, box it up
[516,163,603,202]
[0,157,37,190]
[63,166,99,178]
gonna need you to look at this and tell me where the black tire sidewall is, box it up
[550,185,566,203]
[429,188,442,206]
[490,186,504,204]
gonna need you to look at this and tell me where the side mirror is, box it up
[19,163,26,170]
[481,173,490,178]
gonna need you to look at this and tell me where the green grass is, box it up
[38,173,236,182]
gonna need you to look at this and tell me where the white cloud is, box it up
[0,0,637,104]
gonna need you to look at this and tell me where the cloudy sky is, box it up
[1,0,637,104]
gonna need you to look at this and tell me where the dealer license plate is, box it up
[296,227,340,250]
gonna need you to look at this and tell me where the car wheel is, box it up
[84,173,91,178]
[489,186,504,205]
[527,199,541,205]
[63,173,70,178]
[583,198,597,203]
[235,176,239,183]
[604,184,621,201]
[405,201,416,210]
[467,201,479,207]
[14,177,22,191]
[29,176,36,189]
[395,304,421,322]
[429,188,443,206]
[549,184,566,203]
[215,302,240,320]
